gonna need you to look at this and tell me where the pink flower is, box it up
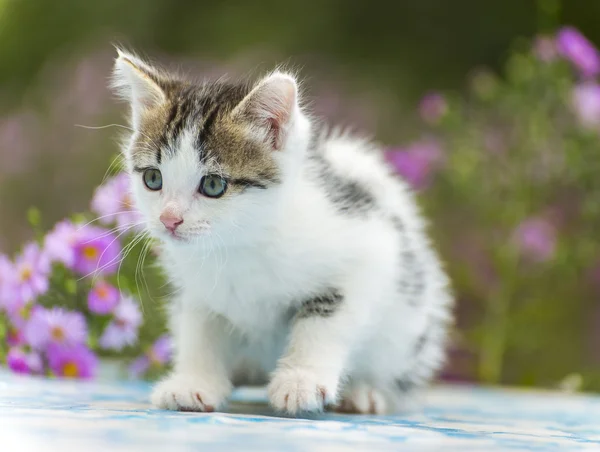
[91,173,143,232]
[385,140,444,190]
[513,217,557,262]
[72,226,122,276]
[44,220,79,268]
[572,82,600,128]
[556,27,600,78]
[7,348,43,375]
[13,243,50,304]
[46,343,98,379]
[418,92,448,124]
[99,296,142,351]
[88,280,120,314]
[24,307,88,350]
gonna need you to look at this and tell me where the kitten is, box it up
[111,48,453,415]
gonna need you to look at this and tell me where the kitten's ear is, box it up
[233,71,298,150]
[111,48,168,128]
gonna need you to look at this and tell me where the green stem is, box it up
[478,289,510,384]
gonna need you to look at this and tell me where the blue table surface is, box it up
[1,371,600,451]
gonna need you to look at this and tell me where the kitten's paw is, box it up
[335,383,389,414]
[151,374,231,412]
[267,367,338,415]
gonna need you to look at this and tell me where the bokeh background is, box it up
[1,0,600,390]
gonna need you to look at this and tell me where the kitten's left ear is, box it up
[111,48,170,128]
[233,71,298,150]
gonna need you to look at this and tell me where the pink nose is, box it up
[160,214,183,232]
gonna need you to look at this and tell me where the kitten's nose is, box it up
[160,213,183,232]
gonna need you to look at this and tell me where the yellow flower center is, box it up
[96,285,109,299]
[51,326,65,341]
[62,362,79,377]
[19,265,32,282]
[83,246,98,260]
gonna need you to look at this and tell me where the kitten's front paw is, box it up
[335,383,389,415]
[267,367,338,415]
[151,374,231,412]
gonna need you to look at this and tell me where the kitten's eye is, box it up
[199,175,227,198]
[143,169,162,191]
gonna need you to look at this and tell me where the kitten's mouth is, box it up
[158,228,188,243]
[167,231,187,242]
[162,225,211,242]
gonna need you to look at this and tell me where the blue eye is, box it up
[199,175,227,198]
[143,169,162,191]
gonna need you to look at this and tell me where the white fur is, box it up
[115,57,453,415]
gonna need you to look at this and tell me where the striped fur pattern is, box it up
[111,48,454,416]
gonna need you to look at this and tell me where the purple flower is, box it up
[128,334,171,379]
[128,356,150,379]
[13,243,50,304]
[0,254,16,311]
[7,348,43,375]
[5,304,29,330]
[418,92,448,124]
[44,220,79,268]
[556,27,600,78]
[88,280,120,314]
[99,296,142,350]
[148,334,172,365]
[72,226,122,276]
[24,307,88,350]
[99,323,138,350]
[385,140,444,190]
[46,343,98,379]
[572,82,600,128]
[6,327,25,347]
[91,173,143,232]
[532,35,558,62]
[513,217,557,262]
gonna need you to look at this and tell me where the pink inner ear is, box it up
[244,74,296,150]
[267,117,282,150]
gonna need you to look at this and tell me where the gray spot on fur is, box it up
[395,377,418,393]
[297,290,343,318]
[391,217,425,306]
[414,331,427,355]
[307,150,375,215]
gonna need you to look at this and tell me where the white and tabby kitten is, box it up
[111,49,453,415]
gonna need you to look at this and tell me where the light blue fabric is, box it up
[1,371,599,451]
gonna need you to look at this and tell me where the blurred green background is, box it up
[1,0,599,390]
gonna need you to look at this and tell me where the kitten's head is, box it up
[111,49,309,244]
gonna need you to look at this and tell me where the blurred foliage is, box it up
[419,40,600,390]
[0,0,600,389]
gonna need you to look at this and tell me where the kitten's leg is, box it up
[268,270,386,414]
[337,307,450,415]
[151,302,233,412]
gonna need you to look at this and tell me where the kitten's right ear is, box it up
[111,48,168,128]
